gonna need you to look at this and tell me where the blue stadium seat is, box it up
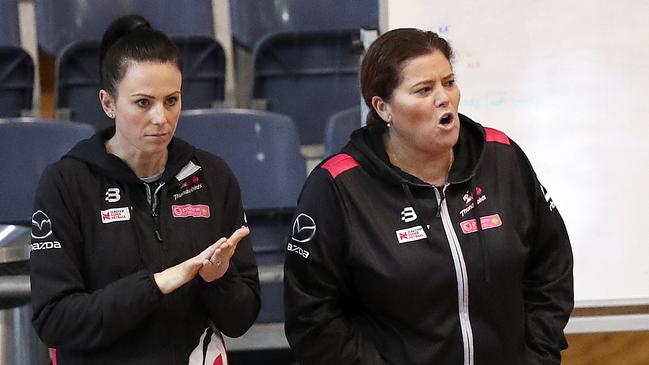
[253,29,363,145]
[55,40,106,128]
[35,0,215,56]
[230,0,379,49]
[175,108,306,323]
[0,47,34,118]
[0,119,95,225]
[55,37,226,129]
[0,0,21,47]
[324,105,361,156]
[172,36,226,110]
[176,109,305,213]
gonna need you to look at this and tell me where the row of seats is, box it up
[1,0,370,331]
[0,107,359,230]
[0,107,360,324]
[56,37,227,130]
[0,0,377,145]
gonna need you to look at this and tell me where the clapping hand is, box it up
[153,226,250,294]
[199,226,250,282]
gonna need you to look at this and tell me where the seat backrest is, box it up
[253,29,362,145]
[35,0,215,56]
[0,119,96,225]
[173,36,226,110]
[324,106,362,157]
[0,0,21,47]
[56,37,226,129]
[0,47,34,118]
[55,40,106,128]
[175,109,306,211]
[230,0,379,49]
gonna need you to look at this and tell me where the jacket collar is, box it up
[63,126,196,184]
[344,113,486,187]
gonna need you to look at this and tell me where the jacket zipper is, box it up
[435,185,474,365]
[144,182,166,242]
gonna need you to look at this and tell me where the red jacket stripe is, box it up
[485,127,510,145]
[322,153,360,178]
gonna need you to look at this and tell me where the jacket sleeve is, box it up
[30,165,164,350]
[284,168,388,365]
[198,169,261,337]
[515,144,574,365]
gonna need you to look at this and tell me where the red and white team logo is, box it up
[395,226,428,244]
[460,186,487,217]
[100,207,131,224]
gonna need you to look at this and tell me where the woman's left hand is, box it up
[199,226,250,282]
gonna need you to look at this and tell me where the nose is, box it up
[150,103,167,125]
[434,87,450,109]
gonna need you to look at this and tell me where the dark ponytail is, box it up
[99,14,181,96]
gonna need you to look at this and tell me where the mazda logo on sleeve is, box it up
[291,213,316,243]
[31,210,53,239]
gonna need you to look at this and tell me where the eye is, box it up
[135,99,150,108]
[165,96,179,107]
[415,86,432,95]
[444,79,456,87]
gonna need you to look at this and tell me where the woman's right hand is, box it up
[199,226,250,283]
[153,241,220,295]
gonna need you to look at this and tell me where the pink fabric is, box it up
[50,348,57,365]
[213,354,223,365]
[484,127,510,145]
[321,153,360,178]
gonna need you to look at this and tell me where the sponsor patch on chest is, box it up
[395,225,428,244]
[101,207,131,223]
[459,214,503,234]
[171,204,211,218]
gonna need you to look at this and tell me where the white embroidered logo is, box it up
[291,213,317,243]
[31,210,53,239]
[540,184,556,211]
[401,207,417,223]
[105,188,121,203]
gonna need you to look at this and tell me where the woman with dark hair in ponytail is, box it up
[30,15,260,364]
[284,28,574,364]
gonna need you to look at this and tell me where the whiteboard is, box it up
[386,0,649,306]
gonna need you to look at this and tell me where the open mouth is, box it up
[439,113,454,126]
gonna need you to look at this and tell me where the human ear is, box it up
[371,96,391,123]
[99,89,116,119]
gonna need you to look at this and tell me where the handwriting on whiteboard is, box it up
[461,94,542,109]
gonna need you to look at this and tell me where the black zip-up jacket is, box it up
[284,115,574,364]
[30,128,260,364]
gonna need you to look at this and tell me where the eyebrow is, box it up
[130,91,181,98]
[411,73,455,88]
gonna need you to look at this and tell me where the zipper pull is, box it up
[152,210,163,242]
[435,186,446,218]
